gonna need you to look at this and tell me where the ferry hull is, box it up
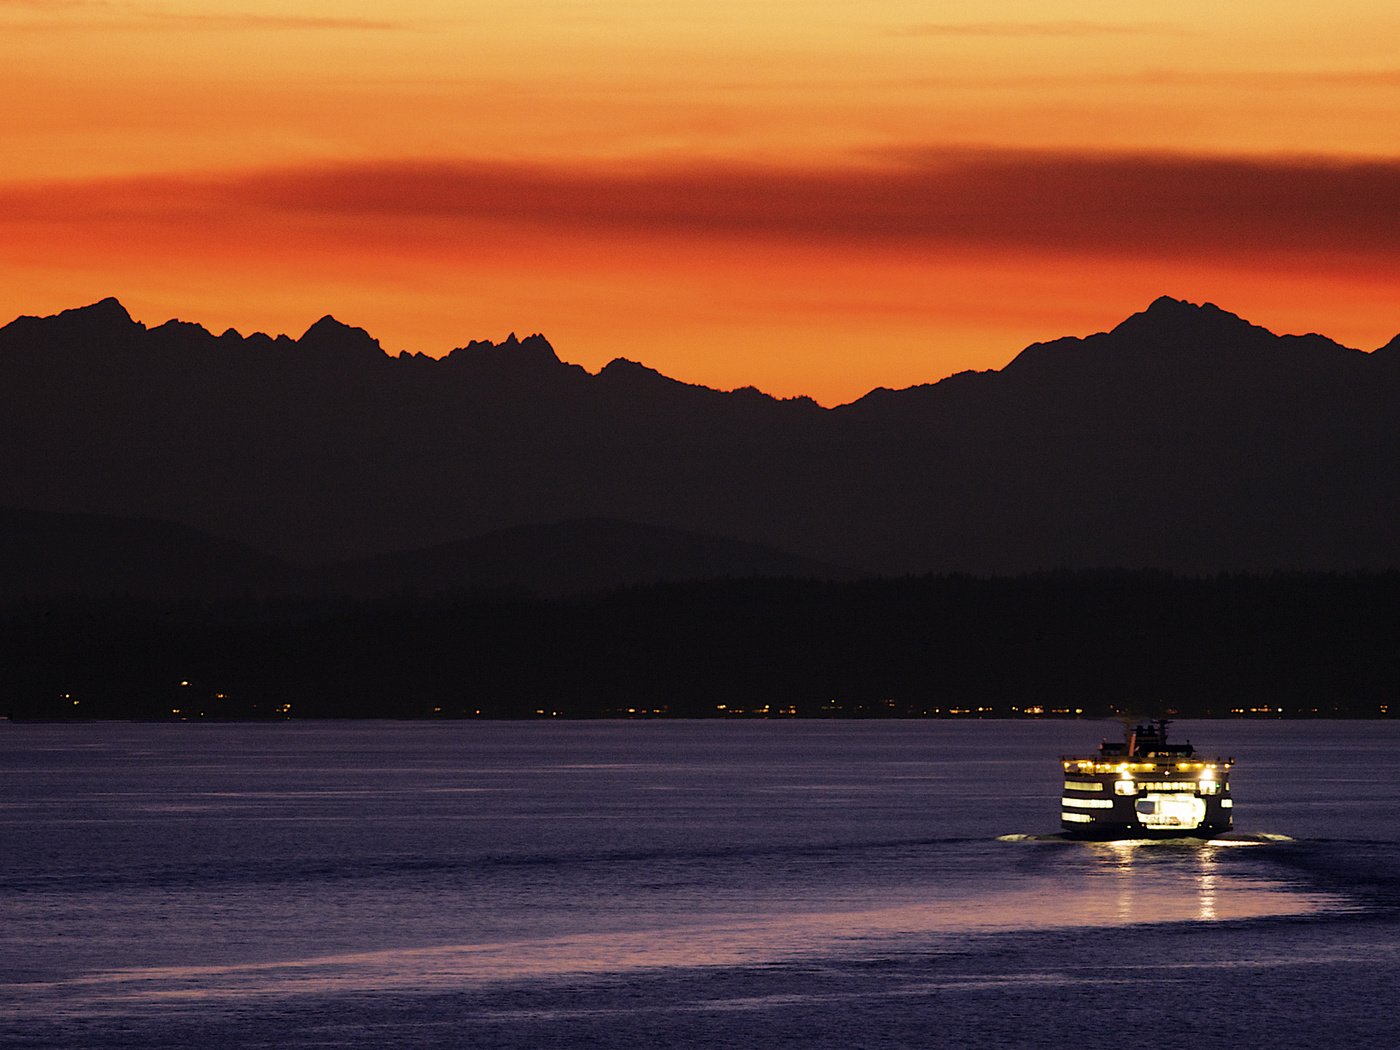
[1060,784,1233,839]
[1061,820,1233,841]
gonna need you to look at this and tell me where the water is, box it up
[3,720,1398,1048]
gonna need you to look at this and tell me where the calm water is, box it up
[3,721,1399,1048]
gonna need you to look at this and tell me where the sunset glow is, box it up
[7,0,1399,403]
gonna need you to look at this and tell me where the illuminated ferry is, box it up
[1060,720,1233,838]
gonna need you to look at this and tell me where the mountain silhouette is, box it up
[0,508,854,603]
[2,296,1398,578]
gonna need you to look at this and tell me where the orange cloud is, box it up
[12,148,1393,263]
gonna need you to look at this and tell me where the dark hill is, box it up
[0,506,304,601]
[0,506,849,603]
[1,296,1397,576]
[319,518,863,598]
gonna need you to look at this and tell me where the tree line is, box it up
[4,570,1395,720]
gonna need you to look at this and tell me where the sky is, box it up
[5,0,1399,404]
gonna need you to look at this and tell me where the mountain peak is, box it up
[1001,296,1293,379]
[64,296,135,326]
[445,333,561,369]
[297,315,384,360]
[1145,294,1204,315]
[1110,296,1261,345]
[597,357,716,398]
[599,357,667,380]
[300,314,360,340]
[0,295,144,348]
[517,333,558,361]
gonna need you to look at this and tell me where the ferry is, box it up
[1060,719,1233,838]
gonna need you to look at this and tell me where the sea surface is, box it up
[3,720,1398,1049]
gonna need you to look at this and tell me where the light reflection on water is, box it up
[1,720,1391,1037]
[7,840,1340,1020]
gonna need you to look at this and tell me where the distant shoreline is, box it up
[5,714,1390,725]
[5,571,1394,722]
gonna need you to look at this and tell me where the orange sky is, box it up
[5,1,1399,403]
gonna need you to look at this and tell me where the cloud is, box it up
[143,11,401,30]
[890,20,1192,38]
[0,0,402,29]
[6,149,1400,267]
[897,68,1400,90]
[241,150,1400,261]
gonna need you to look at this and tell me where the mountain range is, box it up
[2,294,1398,597]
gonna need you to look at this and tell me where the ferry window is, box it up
[1114,779,1136,795]
[1061,797,1113,809]
[1136,781,1227,794]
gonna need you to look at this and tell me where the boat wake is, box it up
[996,831,1295,846]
